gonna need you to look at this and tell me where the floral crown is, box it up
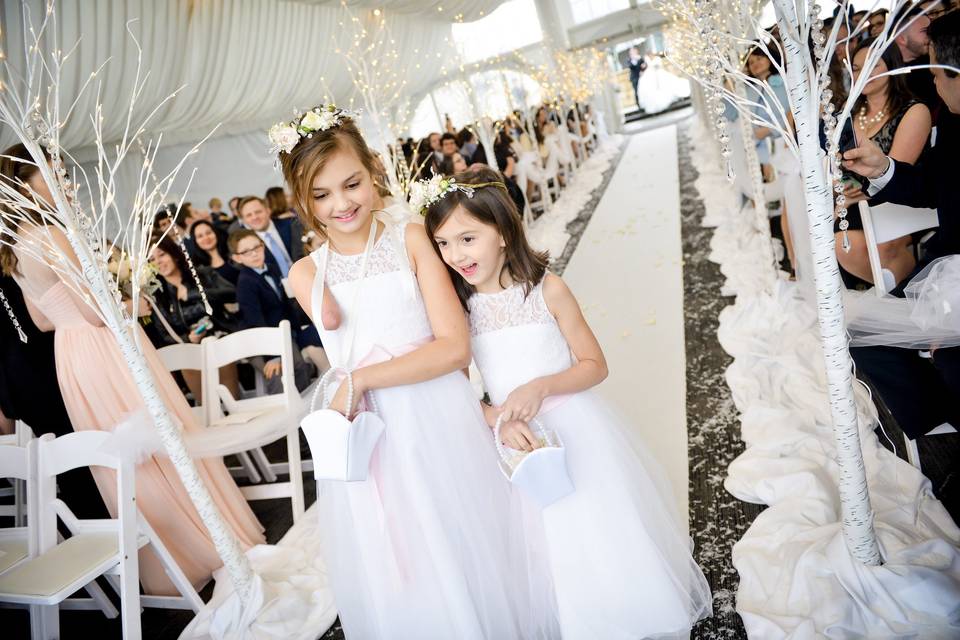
[267,104,360,155]
[408,173,507,216]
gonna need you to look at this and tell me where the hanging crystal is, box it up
[0,285,28,343]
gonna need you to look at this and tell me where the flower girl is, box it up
[277,109,555,638]
[423,167,713,639]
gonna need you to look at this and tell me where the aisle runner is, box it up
[563,126,691,520]
[691,118,960,638]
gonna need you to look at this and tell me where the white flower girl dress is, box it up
[308,211,556,639]
[468,277,713,639]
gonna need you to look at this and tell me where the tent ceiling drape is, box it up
[0,0,510,154]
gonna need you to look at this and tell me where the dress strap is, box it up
[374,212,417,302]
[309,245,328,337]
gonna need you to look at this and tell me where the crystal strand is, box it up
[0,285,28,343]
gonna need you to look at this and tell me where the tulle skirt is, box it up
[315,370,559,639]
[533,390,712,639]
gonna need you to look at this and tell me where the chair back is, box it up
[860,201,940,296]
[729,124,783,206]
[158,343,207,425]
[201,321,297,422]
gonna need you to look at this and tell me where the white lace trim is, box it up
[467,280,554,337]
[325,224,405,286]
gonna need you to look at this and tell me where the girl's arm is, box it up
[288,224,471,414]
[498,273,608,423]
[888,103,932,165]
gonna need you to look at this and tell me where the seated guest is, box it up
[237,195,303,278]
[492,130,527,215]
[439,151,469,176]
[150,236,241,399]
[228,196,241,220]
[457,127,478,162]
[893,3,940,111]
[428,131,443,163]
[209,197,233,230]
[842,10,960,441]
[415,136,439,179]
[868,8,888,37]
[190,219,239,285]
[265,186,296,220]
[229,230,327,391]
[835,37,932,289]
[440,132,459,160]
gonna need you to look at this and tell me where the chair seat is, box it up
[0,534,29,573]
[185,408,296,458]
[0,532,117,598]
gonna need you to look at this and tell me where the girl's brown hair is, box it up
[0,144,51,276]
[423,167,549,309]
[277,116,388,241]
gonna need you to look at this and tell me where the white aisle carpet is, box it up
[563,125,690,528]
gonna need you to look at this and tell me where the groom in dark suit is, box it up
[840,10,960,440]
[236,195,304,278]
[627,47,647,111]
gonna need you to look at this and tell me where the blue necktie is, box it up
[263,232,291,277]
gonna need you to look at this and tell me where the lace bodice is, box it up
[467,280,556,337]
[468,278,574,406]
[310,219,433,369]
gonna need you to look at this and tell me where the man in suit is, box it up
[237,195,304,278]
[627,47,647,112]
[230,229,313,392]
[841,10,960,440]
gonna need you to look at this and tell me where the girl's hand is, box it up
[499,419,541,453]
[499,380,546,424]
[330,373,363,418]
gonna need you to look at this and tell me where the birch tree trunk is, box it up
[772,0,881,565]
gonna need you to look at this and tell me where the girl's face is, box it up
[309,147,378,237]
[151,248,178,278]
[854,48,888,97]
[452,153,468,174]
[747,53,771,79]
[193,223,219,252]
[432,205,506,291]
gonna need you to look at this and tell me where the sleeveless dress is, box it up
[308,217,557,639]
[13,248,264,596]
[468,278,713,639]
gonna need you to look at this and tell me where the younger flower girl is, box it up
[424,167,713,639]
[279,110,555,638]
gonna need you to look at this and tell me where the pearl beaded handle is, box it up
[493,413,549,464]
[309,367,378,418]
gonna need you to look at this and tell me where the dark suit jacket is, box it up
[274,217,305,262]
[235,262,290,330]
[628,57,646,84]
[874,109,958,261]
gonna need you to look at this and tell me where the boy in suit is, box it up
[230,230,337,391]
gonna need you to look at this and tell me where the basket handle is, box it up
[493,412,547,463]
[309,367,378,418]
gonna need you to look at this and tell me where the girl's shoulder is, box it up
[539,271,570,315]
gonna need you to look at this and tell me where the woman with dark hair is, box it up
[744,44,791,167]
[265,185,295,220]
[414,136,438,179]
[189,218,239,284]
[835,37,932,288]
[0,143,264,594]
[493,129,528,215]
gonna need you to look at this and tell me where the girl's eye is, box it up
[347,182,360,189]
[462,236,474,244]
[314,193,327,200]
[436,240,447,247]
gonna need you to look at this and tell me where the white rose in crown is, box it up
[268,122,301,154]
[299,109,326,133]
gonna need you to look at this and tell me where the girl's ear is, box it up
[499,233,506,249]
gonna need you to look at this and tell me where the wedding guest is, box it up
[457,127,479,162]
[440,132,459,159]
[415,136,439,179]
[190,219,239,285]
[835,37,932,289]
[893,3,940,110]
[237,195,304,278]
[228,196,241,219]
[439,151,469,176]
[428,131,443,162]
[0,143,264,595]
[842,10,960,442]
[229,230,320,391]
[266,185,296,220]
[869,9,888,37]
[208,197,233,230]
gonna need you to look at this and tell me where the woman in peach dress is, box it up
[1,144,264,595]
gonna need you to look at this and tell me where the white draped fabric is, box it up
[0,0,508,206]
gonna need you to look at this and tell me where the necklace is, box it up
[857,106,886,130]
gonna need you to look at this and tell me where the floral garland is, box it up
[268,104,359,155]
[407,174,477,216]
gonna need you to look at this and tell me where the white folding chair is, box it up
[157,343,263,484]
[729,124,783,213]
[186,321,306,522]
[0,441,33,579]
[859,200,939,296]
[859,200,950,470]
[0,422,33,525]
[0,431,202,639]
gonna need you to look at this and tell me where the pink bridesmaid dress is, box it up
[15,251,265,596]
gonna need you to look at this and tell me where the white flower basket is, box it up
[494,415,574,508]
[301,368,385,482]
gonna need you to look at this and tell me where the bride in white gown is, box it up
[637,55,692,114]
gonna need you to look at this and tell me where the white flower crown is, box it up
[267,104,359,155]
[408,174,507,216]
